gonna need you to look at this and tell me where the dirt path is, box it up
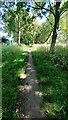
[18,49,46,119]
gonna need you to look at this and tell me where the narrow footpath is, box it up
[18,49,46,119]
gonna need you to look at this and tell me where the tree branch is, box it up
[45,29,53,42]
[27,2,55,17]
[34,2,55,17]
[60,10,68,17]
[45,15,53,27]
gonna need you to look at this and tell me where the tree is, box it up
[3,2,34,45]
[27,0,68,52]
[3,1,68,48]
[50,1,61,52]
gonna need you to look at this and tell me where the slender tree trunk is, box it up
[32,30,35,45]
[46,29,53,43]
[18,14,21,45]
[50,2,61,53]
[18,21,21,45]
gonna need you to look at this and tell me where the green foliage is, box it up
[33,13,54,44]
[2,45,28,119]
[3,1,67,47]
[60,11,68,43]
[3,4,34,44]
[34,21,52,44]
[32,46,68,120]
[60,1,68,14]
[21,32,32,45]
[51,46,68,71]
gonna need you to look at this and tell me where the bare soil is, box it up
[17,49,47,119]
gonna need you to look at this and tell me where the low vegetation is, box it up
[0,45,2,119]
[32,46,68,120]
[2,45,28,119]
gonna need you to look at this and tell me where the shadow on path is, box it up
[18,49,47,119]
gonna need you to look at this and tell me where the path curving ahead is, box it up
[18,49,46,119]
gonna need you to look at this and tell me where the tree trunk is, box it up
[32,30,35,45]
[50,2,61,53]
[45,29,53,43]
[18,22,21,45]
[18,14,21,45]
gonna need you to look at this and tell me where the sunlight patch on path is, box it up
[18,48,46,119]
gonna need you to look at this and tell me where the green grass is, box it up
[32,46,68,120]
[0,45,2,120]
[2,45,28,119]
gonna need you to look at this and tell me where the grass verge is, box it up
[2,45,28,119]
[32,46,68,120]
